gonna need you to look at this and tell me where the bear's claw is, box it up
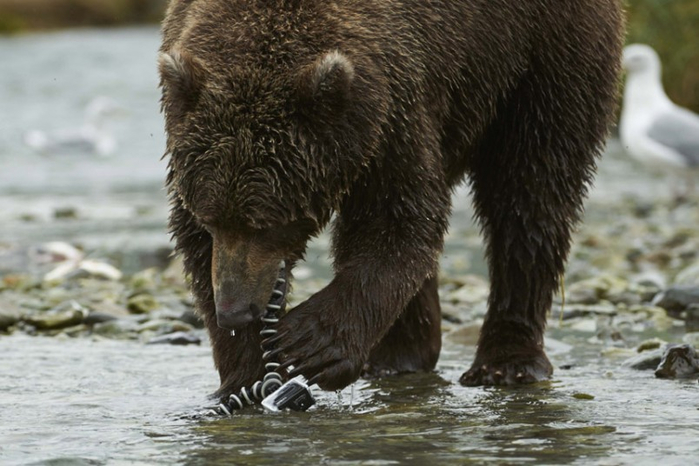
[459,354,553,386]
[261,286,368,391]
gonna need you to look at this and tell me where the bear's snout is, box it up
[210,233,281,330]
[216,302,262,330]
[214,293,263,329]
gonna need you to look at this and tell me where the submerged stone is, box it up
[654,344,699,379]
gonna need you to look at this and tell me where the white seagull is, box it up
[619,44,699,183]
[23,96,121,157]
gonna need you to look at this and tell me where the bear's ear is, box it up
[158,49,205,116]
[298,51,355,118]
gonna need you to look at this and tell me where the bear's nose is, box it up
[215,297,262,330]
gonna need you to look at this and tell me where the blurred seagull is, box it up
[620,44,699,186]
[23,96,121,157]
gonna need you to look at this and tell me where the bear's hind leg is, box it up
[362,275,442,378]
[460,46,618,385]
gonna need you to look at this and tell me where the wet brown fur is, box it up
[159,0,624,398]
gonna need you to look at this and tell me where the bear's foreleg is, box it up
[263,168,451,391]
[362,275,442,378]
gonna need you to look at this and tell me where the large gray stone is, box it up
[653,286,699,316]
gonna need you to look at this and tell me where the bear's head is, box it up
[159,46,385,329]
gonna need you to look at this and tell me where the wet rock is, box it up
[0,298,23,331]
[565,275,628,305]
[179,309,204,329]
[445,275,489,305]
[1,274,40,292]
[24,300,86,330]
[127,293,159,314]
[602,347,635,359]
[545,337,573,356]
[636,338,667,353]
[59,324,89,337]
[686,305,699,332]
[631,271,666,295]
[654,344,699,379]
[54,207,78,219]
[622,348,664,370]
[675,263,699,286]
[162,256,187,287]
[92,319,139,339]
[83,312,119,325]
[136,319,193,334]
[652,286,699,316]
[553,303,616,320]
[445,322,481,346]
[569,318,598,333]
[0,310,20,331]
[683,332,699,347]
[440,302,472,324]
[625,305,678,332]
[129,267,159,291]
[146,331,201,346]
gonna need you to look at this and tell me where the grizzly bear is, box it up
[159,0,623,401]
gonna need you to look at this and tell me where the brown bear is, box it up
[158,0,623,401]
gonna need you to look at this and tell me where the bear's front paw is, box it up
[261,295,366,391]
[459,350,553,386]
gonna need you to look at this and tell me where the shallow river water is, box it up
[1,28,698,465]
